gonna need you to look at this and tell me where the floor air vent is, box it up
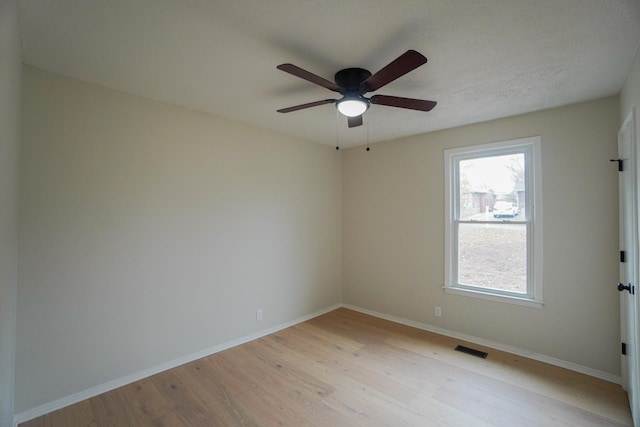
[455,345,488,359]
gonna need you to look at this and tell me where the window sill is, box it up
[444,286,544,309]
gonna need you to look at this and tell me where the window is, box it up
[444,137,543,307]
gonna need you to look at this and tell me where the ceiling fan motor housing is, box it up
[334,68,372,93]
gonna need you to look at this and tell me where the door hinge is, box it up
[621,250,626,263]
[611,158,624,171]
[623,342,627,355]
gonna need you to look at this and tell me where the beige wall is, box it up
[15,66,342,412]
[0,0,21,426]
[342,96,621,375]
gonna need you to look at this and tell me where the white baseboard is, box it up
[341,303,622,385]
[13,303,341,427]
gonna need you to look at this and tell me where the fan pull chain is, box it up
[335,108,340,150]
[366,115,371,151]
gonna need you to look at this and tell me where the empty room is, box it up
[2,1,640,426]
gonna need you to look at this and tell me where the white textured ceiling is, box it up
[17,0,640,148]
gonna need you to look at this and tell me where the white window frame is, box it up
[444,136,543,308]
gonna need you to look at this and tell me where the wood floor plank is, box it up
[20,308,633,426]
[21,400,96,427]
[155,366,262,427]
[293,321,366,353]
[88,388,139,426]
[175,361,262,427]
[434,380,629,427]
[244,340,337,400]
[270,327,424,403]
[177,360,243,409]
[119,377,173,425]
[204,348,321,426]
[409,392,494,427]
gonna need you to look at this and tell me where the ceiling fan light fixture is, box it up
[277,50,435,128]
[337,98,368,117]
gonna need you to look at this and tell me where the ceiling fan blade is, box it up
[347,115,363,128]
[277,64,341,92]
[277,99,337,113]
[370,95,437,111]
[361,50,427,93]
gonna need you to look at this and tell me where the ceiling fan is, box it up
[276,50,436,128]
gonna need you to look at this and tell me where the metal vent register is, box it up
[455,345,488,359]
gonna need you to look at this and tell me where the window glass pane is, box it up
[459,153,525,221]
[458,223,527,294]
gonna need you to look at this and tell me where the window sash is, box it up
[453,221,532,299]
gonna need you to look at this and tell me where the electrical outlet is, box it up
[256,308,263,321]
[435,306,442,317]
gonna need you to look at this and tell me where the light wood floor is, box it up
[22,308,633,426]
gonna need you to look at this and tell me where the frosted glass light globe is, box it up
[337,99,368,117]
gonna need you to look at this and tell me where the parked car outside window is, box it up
[493,201,518,218]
